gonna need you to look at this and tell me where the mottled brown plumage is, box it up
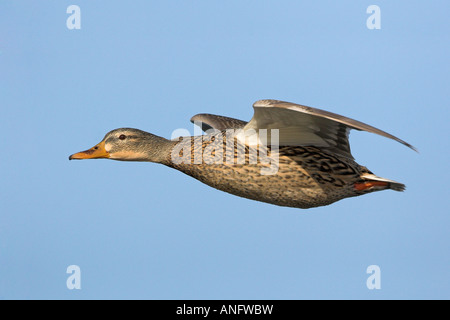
[69,100,416,209]
[167,133,386,208]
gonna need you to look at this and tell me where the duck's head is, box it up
[69,128,171,162]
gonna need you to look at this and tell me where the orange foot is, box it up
[354,181,388,191]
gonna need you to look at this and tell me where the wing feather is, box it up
[241,99,416,159]
[190,114,247,131]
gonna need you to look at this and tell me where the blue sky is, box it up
[1,0,449,299]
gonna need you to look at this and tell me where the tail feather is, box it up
[359,173,405,192]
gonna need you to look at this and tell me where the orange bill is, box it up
[69,141,110,160]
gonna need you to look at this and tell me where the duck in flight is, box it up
[69,99,416,209]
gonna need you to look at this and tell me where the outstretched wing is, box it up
[242,99,416,159]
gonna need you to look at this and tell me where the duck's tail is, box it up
[355,173,405,192]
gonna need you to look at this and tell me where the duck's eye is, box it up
[119,134,127,140]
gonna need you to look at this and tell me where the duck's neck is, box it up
[141,133,177,164]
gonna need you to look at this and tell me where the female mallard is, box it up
[69,99,416,209]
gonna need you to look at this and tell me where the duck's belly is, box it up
[170,161,347,209]
[167,137,361,208]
